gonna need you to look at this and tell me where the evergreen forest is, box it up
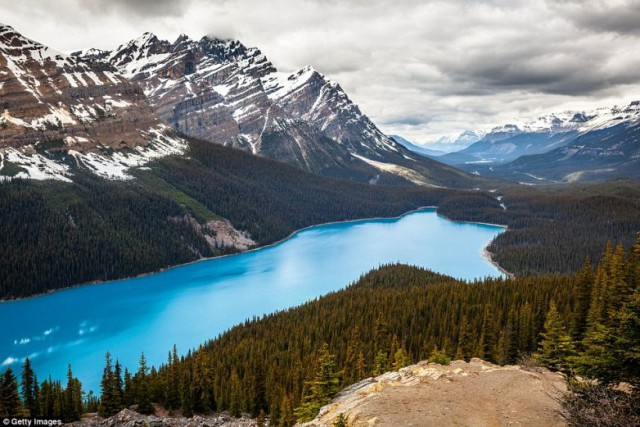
[1,138,639,299]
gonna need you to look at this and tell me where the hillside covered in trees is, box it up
[3,237,638,424]
[1,137,639,299]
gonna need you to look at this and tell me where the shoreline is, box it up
[434,213,513,279]
[1,205,511,303]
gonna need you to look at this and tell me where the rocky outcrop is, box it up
[70,409,259,427]
[0,24,186,181]
[303,358,567,427]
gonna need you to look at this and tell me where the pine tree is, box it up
[355,352,366,380]
[123,368,133,407]
[63,365,82,422]
[113,360,124,411]
[165,345,181,411]
[21,358,37,416]
[455,316,472,361]
[135,353,153,415]
[98,352,118,417]
[229,369,243,417]
[295,343,340,422]
[192,350,213,413]
[278,394,294,427]
[1,367,21,417]
[427,346,451,365]
[180,367,193,417]
[392,347,410,370]
[534,301,575,371]
[477,305,495,361]
[372,350,388,376]
[571,258,593,342]
[342,328,362,386]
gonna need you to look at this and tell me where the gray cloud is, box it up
[78,0,193,17]
[552,0,640,35]
[1,0,639,141]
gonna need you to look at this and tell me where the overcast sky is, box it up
[2,0,640,142]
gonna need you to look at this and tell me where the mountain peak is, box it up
[0,24,186,182]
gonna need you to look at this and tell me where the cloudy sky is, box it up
[2,0,640,142]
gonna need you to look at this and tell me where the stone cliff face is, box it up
[0,24,185,180]
[79,33,469,185]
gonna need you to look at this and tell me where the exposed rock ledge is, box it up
[70,409,259,427]
[303,358,566,427]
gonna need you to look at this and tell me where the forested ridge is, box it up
[0,139,452,299]
[1,137,639,299]
[440,180,640,275]
[3,237,638,424]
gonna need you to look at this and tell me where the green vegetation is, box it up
[0,359,83,422]
[2,137,639,299]
[0,160,27,177]
[439,180,640,275]
[0,138,453,299]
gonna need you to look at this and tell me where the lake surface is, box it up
[0,208,505,392]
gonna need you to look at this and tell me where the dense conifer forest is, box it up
[3,237,637,424]
[1,138,639,299]
[0,140,450,299]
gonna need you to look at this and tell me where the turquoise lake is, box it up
[0,208,505,392]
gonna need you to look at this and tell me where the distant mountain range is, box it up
[422,130,485,153]
[389,135,445,157]
[433,102,640,183]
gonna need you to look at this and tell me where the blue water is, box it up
[0,208,504,392]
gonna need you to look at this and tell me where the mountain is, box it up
[423,130,484,153]
[73,32,483,188]
[389,135,445,157]
[489,119,640,183]
[449,101,640,183]
[0,24,186,181]
[439,102,640,170]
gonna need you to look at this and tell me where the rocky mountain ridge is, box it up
[74,32,479,187]
[0,24,186,181]
[439,100,640,167]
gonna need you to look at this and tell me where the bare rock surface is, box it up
[70,409,259,427]
[303,358,566,427]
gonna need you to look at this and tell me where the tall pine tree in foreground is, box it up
[21,358,37,416]
[534,301,575,371]
[295,343,340,423]
[1,367,21,417]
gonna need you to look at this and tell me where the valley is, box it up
[0,209,504,394]
[0,7,639,427]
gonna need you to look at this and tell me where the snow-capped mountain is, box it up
[423,130,484,153]
[74,32,478,187]
[389,135,445,157]
[0,24,186,181]
[438,101,640,166]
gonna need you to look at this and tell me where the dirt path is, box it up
[304,358,566,427]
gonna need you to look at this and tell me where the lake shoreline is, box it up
[1,206,510,303]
